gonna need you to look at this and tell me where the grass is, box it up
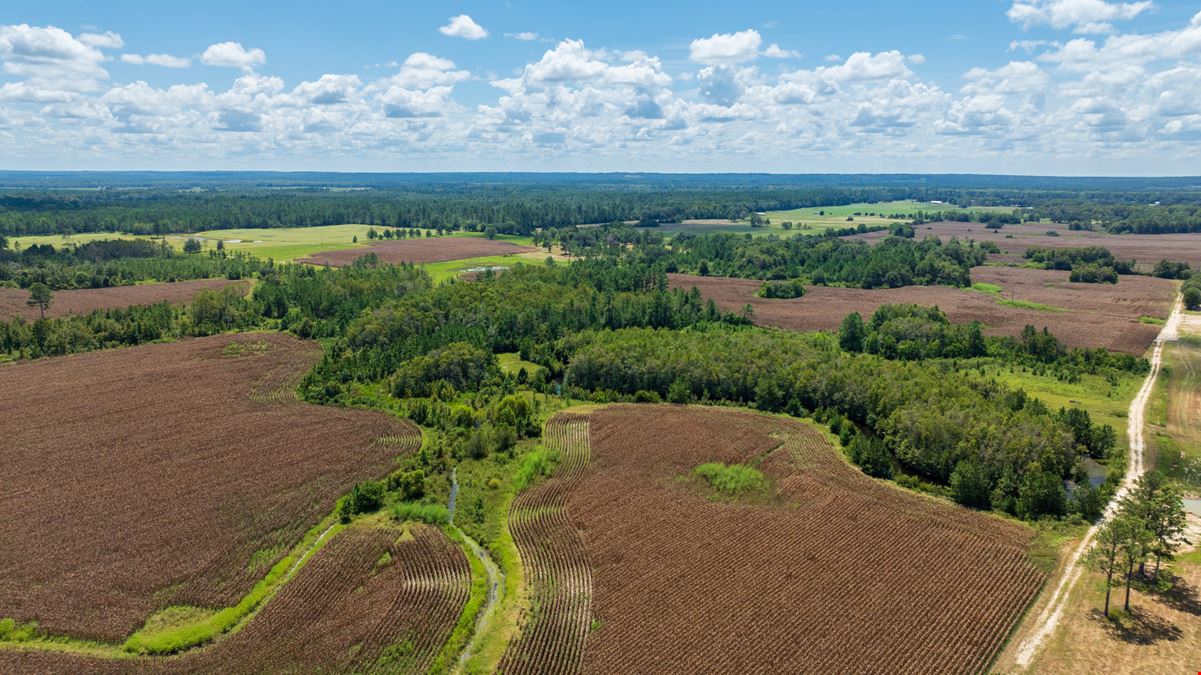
[122,516,343,655]
[998,298,1066,312]
[1026,519,1090,575]
[693,462,767,497]
[971,282,1003,295]
[423,254,551,284]
[762,200,1014,234]
[987,365,1141,456]
[1139,315,1166,325]
[1149,338,1201,486]
[425,526,489,674]
[497,352,544,378]
[391,501,451,525]
[512,446,559,492]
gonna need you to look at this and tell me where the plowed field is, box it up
[298,236,537,267]
[847,221,1201,270]
[0,279,249,320]
[525,405,1046,674]
[0,522,470,674]
[670,266,1176,355]
[0,332,419,642]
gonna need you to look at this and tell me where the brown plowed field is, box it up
[0,332,419,642]
[846,221,1201,270]
[500,414,593,675]
[670,266,1175,355]
[0,522,471,674]
[298,236,538,267]
[0,279,249,320]
[565,405,1044,674]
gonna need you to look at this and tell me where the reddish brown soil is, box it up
[0,333,419,642]
[501,414,593,675]
[670,266,1176,355]
[847,221,1201,270]
[298,236,538,267]
[0,523,470,674]
[0,279,249,320]
[568,405,1044,675]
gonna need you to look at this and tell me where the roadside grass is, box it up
[1149,338,1201,486]
[1026,519,1090,575]
[1139,315,1166,325]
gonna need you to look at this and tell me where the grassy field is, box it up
[1148,336,1201,487]
[423,253,551,284]
[761,200,1015,234]
[987,366,1141,455]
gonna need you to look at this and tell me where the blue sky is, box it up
[2,1,1200,174]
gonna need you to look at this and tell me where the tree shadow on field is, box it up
[1088,608,1182,645]
[1150,576,1201,616]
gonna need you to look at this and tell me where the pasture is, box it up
[763,199,1014,233]
[0,333,419,643]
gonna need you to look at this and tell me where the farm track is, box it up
[498,415,593,675]
[0,523,471,674]
[1012,295,1184,668]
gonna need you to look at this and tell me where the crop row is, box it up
[499,414,594,675]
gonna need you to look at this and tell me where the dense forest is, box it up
[2,172,1201,237]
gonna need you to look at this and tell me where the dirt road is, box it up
[1012,296,1183,668]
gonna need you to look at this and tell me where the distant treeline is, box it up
[0,239,255,290]
[2,173,1200,237]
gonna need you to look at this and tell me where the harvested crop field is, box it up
[501,414,593,675]
[0,332,419,642]
[544,405,1045,674]
[670,266,1176,355]
[0,522,471,674]
[847,221,1201,270]
[297,236,538,267]
[0,279,249,320]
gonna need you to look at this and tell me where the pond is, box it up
[1184,498,1201,517]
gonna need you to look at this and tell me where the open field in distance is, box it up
[670,266,1176,355]
[848,221,1201,271]
[0,279,249,320]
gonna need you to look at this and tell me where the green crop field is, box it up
[762,200,1015,234]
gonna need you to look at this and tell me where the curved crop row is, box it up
[499,414,594,675]
[0,523,471,674]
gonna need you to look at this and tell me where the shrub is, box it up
[694,462,766,496]
[513,446,560,492]
[391,501,450,524]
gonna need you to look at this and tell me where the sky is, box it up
[1,0,1200,175]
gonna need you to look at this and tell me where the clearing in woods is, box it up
[0,332,419,643]
[501,405,1045,674]
[0,279,249,320]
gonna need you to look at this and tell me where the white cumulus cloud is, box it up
[201,41,266,70]
[689,29,762,64]
[121,53,191,68]
[440,15,488,40]
[1008,0,1154,34]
